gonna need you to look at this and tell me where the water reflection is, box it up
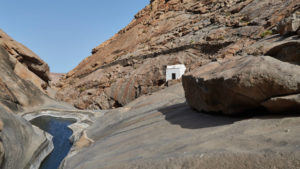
[31,116,76,169]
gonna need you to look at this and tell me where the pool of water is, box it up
[30,116,76,169]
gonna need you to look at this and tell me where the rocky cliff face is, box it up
[56,0,300,110]
[0,30,51,92]
[0,30,54,169]
[182,5,300,114]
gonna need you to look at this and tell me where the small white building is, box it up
[166,64,186,81]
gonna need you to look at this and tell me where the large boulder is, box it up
[182,56,300,114]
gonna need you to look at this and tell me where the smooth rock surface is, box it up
[61,84,300,169]
[182,56,300,114]
[0,105,52,169]
[0,30,63,169]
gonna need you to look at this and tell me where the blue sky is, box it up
[0,0,149,73]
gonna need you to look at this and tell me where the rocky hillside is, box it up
[0,30,55,169]
[56,0,300,110]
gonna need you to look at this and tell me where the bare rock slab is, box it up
[0,105,52,169]
[182,56,300,114]
[60,84,300,169]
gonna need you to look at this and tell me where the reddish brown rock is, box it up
[0,30,51,90]
[182,56,300,114]
[277,9,300,35]
[56,0,299,110]
[0,35,52,111]
[14,62,47,91]
[0,30,57,169]
[246,35,300,65]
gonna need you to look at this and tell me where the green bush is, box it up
[260,30,273,38]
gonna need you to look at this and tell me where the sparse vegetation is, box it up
[110,79,117,84]
[241,20,250,26]
[79,87,86,93]
[260,30,273,38]
[218,36,225,40]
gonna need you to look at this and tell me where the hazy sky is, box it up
[0,0,149,73]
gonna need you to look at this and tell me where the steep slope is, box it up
[57,0,300,110]
[0,30,55,169]
[0,30,51,92]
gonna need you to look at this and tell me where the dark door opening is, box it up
[172,73,176,80]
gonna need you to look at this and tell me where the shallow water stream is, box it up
[30,116,76,169]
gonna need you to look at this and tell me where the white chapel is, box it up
[165,64,186,81]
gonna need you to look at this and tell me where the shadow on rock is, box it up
[159,102,244,129]
[159,102,300,130]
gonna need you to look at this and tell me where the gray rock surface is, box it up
[0,104,52,169]
[0,30,62,169]
[182,56,300,114]
[277,9,300,35]
[60,84,300,169]
[246,35,300,65]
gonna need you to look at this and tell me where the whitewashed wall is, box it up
[166,65,186,81]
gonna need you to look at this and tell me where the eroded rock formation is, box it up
[0,30,55,169]
[0,30,51,92]
[56,0,300,110]
[181,5,300,114]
